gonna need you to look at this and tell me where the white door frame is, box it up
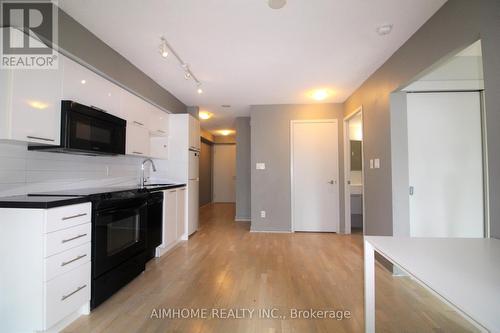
[290,119,340,232]
[343,107,365,234]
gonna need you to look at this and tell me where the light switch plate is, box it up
[374,158,380,169]
[369,159,374,169]
[256,163,266,170]
[260,210,266,218]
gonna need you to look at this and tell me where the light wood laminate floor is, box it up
[64,203,477,333]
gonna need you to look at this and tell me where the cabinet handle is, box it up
[61,254,87,267]
[62,213,87,221]
[133,151,144,155]
[27,135,55,142]
[157,130,166,134]
[61,233,87,244]
[169,190,176,193]
[61,284,87,301]
[133,121,144,126]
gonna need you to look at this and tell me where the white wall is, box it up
[0,142,164,197]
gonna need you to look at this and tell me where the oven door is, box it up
[93,199,147,277]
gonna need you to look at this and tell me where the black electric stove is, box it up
[31,187,150,309]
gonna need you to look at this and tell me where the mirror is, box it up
[350,140,362,171]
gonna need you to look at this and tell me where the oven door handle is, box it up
[96,202,147,217]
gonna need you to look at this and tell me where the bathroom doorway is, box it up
[343,107,364,234]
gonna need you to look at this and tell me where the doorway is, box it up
[213,144,236,203]
[406,92,484,237]
[343,108,364,234]
[391,39,487,238]
[291,119,340,232]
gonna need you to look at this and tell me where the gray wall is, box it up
[343,0,489,236]
[199,140,213,207]
[390,92,410,236]
[250,104,344,232]
[58,9,186,114]
[480,0,500,238]
[235,117,251,220]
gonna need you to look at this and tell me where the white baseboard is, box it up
[250,230,292,233]
[155,240,183,257]
[235,216,251,222]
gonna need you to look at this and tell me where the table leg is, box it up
[364,239,375,333]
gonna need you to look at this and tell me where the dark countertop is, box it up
[0,183,186,209]
[0,195,90,209]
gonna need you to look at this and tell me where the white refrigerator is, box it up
[188,149,200,235]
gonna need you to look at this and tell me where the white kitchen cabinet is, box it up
[163,189,178,248]
[62,56,123,118]
[0,29,62,146]
[149,106,169,136]
[150,136,169,159]
[189,115,201,151]
[157,187,187,256]
[126,123,150,157]
[0,203,91,332]
[177,187,187,239]
[9,65,63,145]
[120,91,151,128]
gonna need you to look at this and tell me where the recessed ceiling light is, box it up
[80,79,86,85]
[376,24,393,36]
[268,0,287,9]
[199,111,212,120]
[219,129,233,136]
[197,87,203,94]
[313,90,328,101]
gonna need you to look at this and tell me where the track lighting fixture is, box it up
[159,38,169,58]
[159,36,203,94]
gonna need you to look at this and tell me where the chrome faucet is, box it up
[140,158,157,189]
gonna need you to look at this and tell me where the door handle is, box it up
[328,180,337,185]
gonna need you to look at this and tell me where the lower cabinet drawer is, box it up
[45,262,91,329]
[44,242,91,282]
[44,223,91,257]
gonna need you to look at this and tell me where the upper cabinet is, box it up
[0,29,63,145]
[149,106,169,137]
[62,56,123,118]
[120,91,151,128]
[189,116,200,151]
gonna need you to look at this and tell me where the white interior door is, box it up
[213,144,236,203]
[407,92,484,237]
[292,120,339,232]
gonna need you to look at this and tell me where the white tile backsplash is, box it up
[0,142,167,197]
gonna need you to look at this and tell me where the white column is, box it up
[364,239,375,333]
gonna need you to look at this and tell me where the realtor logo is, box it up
[0,1,58,69]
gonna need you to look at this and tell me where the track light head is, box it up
[159,38,169,58]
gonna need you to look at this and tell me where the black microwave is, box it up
[29,100,126,155]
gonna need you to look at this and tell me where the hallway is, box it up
[64,204,476,333]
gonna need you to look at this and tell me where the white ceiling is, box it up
[59,0,446,133]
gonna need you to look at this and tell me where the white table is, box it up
[364,236,500,333]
